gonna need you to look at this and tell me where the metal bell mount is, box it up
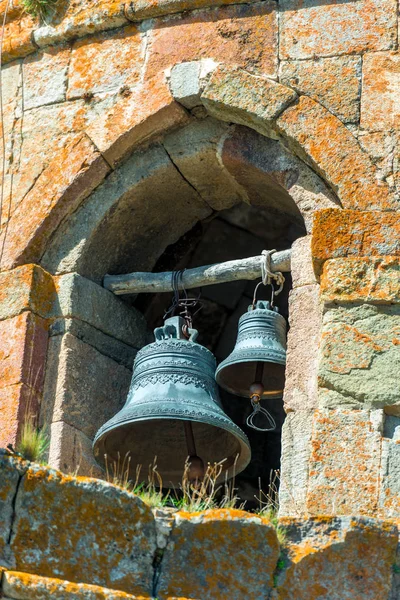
[93,315,251,486]
[215,251,287,432]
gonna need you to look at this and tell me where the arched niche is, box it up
[39,115,340,496]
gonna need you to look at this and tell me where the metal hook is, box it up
[246,399,276,432]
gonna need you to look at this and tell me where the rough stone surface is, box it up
[169,60,213,109]
[41,333,131,440]
[276,516,398,599]
[321,257,400,304]
[290,236,318,289]
[202,65,297,138]
[157,509,279,599]
[276,96,394,211]
[379,416,400,517]
[2,16,36,64]
[361,51,400,131]
[145,2,278,79]
[283,285,321,412]
[279,56,361,123]
[0,265,56,322]
[23,46,71,111]
[307,409,383,515]
[33,0,128,48]
[318,305,400,411]
[0,452,27,569]
[279,0,397,59]
[279,412,313,517]
[2,571,147,599]
[68,26,143,100]
[163,118,247,210]
[52,273,148,348]
[10,463,156,595]
[47,421,104,479]
[126,0,261,20]
[312,209,400,273]
[0,133,111,270]
[0,312,48,393]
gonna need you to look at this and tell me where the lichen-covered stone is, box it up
[85,74,188,167]
[318,305,400,410]
[0,133,110,270]
[47,421,104,479]
[202,65,296,138]
[126,0,260,20]
[276,516,398,599]
[321,257,400,304]
[361,51,400,131]
[145,2,278,80]
[279,56,361,123]
[279,0,397,59]
[0,453,27,569]
[306,409,383,515]
[10,465,156,595]
[2,570,151,598]
[68,26,143,100]
[0,265,56,322]
[157,509,279,599]
[312,209,400,273]
[1,16,36,64]
[23,46,71,111]
[276,96,394,210]
[379,416,400,517]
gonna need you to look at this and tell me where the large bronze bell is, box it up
[215,300,287,400]
[93,316,251,486]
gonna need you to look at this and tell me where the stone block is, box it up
[279,411,313,517]
[0,385,41,448]
[306,409,383,515]
[41,333,131,440]
[318,305,400,411]
[379,416,400,517]
[276,516,398,600]
[33,0,128,47]
[2,571,148,599]
[2,16,36,64]
[0,265,56,322]
[279,0,397,59]
[50,319,137,370]
[361,51,400,131]
[276,96,394,211]
[283,285,320,412]
[321,257,400,305]
[86,73,189,167]
[145,2,278,80]
[312,209,400,273]
[23,46,70,110]
[163,118,246,210]
[126,0,261,20]
[0,133,110,270]
[52,273,147,348]
[157,509,279,599]
[169,60,216,109]
[202,65,296,138]
[0,452,27,569]
[0,312,48,393]
[279,56,361,123]
[11,464,156,595]
[68,25,143,100]
[290,236,317,289]
[48,421,104,478]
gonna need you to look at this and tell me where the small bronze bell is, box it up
[215,300,287,400]
[93,316,251,486]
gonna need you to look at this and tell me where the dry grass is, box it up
[16,418,49,463]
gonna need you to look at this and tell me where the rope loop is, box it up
[261,249,285,296]
[246,399,276,432]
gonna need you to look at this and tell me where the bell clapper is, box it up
[184,421,205,484]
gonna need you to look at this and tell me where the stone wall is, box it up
[0,452,399,600]
[0,0,399,533]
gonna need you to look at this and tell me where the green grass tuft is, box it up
[16,420,49,463]
[21,0,59,23]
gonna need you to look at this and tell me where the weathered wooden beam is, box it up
[103,249,291,295]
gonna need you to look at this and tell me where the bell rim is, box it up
[215,354,286,398]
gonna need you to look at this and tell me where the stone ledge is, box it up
[126,0,262,21]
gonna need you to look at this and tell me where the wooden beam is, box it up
[103,249,291,295]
